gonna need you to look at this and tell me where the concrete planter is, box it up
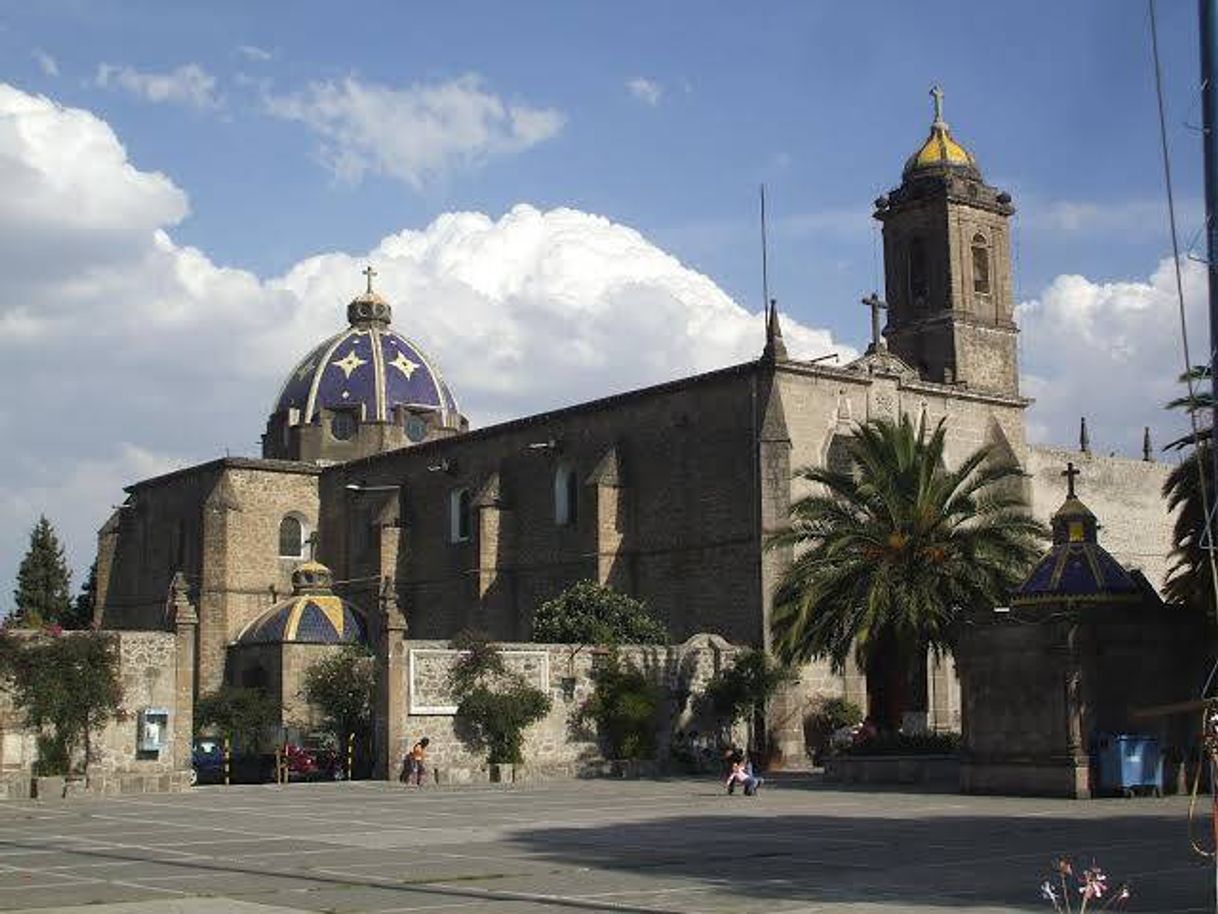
[32,775,66,800]
[824,754,959,787]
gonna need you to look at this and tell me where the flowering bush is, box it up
[1041,858,1130,912]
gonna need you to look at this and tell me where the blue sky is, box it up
[0,1,1210,600]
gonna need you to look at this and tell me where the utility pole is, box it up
[1200,6,1218,909]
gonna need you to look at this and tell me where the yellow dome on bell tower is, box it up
[902,85,980,179]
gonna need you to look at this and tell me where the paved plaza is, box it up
[0,776,1206,913]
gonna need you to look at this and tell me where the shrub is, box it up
[803,696,864,762]
[0,630,123,775]
[195,686,279,752]
[532,581,668,646]
[842,730,961,756]
[697,648,794,755]
[576,650,663,759]
[301,646,374,742]
[449,631,551,765]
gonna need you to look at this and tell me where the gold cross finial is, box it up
[1061,461,1080,499]
[362,265,377,294]
[930,85,945,125]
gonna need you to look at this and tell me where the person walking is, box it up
[405,737,430,787]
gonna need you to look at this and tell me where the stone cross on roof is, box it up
[362,265,377,294]
[861,292,887,352]
[1062,461,1080,499]
[930,85,945,125]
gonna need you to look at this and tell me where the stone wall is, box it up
[0,630,190,796]
[99,458,321,695]
[319,365,766,647]
[393,634,740,777]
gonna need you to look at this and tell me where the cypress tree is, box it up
[12,516,72,627]
[62,560,97,630]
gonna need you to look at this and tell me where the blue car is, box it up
[191,738,274,785]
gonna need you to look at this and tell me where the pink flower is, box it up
[45,623,63,637]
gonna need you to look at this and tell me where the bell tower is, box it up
[873,87,1019,395]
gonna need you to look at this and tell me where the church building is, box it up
[95,90,1175,750]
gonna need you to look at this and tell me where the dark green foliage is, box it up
[842,730,961,756]
[449,631,551,765]
[576,650,663,759]
[803,696,864,762]
[0,631,123,775]
[195,686,279,752]
[1162,366,1216,614]
[768,415,1045,730]
[698,648,794,756]
[532,580,667,646]
[700,649,794,725]
[301,646,374,742]
[12,516,72,628]
[61,561,97,631]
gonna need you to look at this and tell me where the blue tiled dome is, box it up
[236,561,368,646]
[272,279,462,432]
[1013,486,1140,607]
[274,308,461,429]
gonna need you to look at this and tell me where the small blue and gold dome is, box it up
[236,562,367,646]
[1013,466,1140,606]
[271,271,463,432]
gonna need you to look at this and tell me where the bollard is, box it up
[223,736,231,787]
[346,732,354,780]
[275,745,282,785]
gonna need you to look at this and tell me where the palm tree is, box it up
[768,414,1045,732]
[1162,366,1216,614]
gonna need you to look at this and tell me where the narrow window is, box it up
[555,464,579,526]
[278,516,304,558]
[450,489,471,543]
[971,233,991,296]
[908,237,928,307]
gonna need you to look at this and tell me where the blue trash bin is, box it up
[1094,734,1163,797]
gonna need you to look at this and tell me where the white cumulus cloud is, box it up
[95,62,220,109]
[0,82,845,608]
[626,77,662,106]
[1019,256,1206,457]
[236,45,273,62]
[264,74,564,188]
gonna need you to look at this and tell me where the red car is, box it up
[282,738,345,781]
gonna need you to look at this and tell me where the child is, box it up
[405,737,430,787]
[725,757,763,796]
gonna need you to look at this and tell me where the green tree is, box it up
[449,630,551,765]
[768,415,1044,732]
[12,516,72,627]
[60,561,97,631]
[195,686,279,752]
[1162,367,1217,614]
[699,648,794,756]
[575,650,663,759]
[301,646,374,743]
[532,580,668,646]
[0,631,123,775]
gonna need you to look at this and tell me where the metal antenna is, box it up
[760,184,771,320]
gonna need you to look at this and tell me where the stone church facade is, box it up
[95,91,1175,764]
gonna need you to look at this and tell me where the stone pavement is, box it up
[0,775,1206,913]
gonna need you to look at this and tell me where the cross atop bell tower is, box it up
[872,87,1020,396]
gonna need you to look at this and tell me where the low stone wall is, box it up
[823,754,960,787]
[396,633,740,776]
[0,630,191,798]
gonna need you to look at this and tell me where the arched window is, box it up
[278,515,305,558]
[971,233,991,296]
[449,488,471,543]
[555,463,579,526]
[908,237,928,307]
